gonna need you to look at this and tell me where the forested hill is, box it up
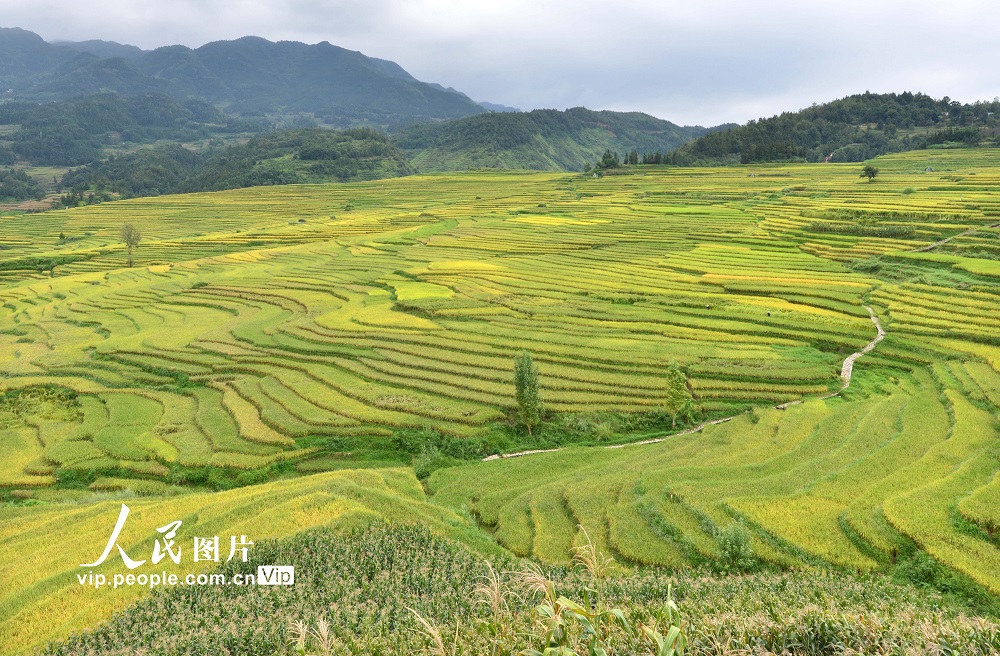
[0,93,247,167]
[0,27,484,128]
[393,108,707,172]
[669,92,1000,165]
[58,127,409,201]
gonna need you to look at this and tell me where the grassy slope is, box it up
[429,366,1000,597]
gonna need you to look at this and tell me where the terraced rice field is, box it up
[1,165,907,480]
[2,149,1000,651]
[424,151,1000,601]
[431,368,1000,588]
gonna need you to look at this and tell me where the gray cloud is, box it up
[5,0,998,125]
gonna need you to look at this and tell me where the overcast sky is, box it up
[4,0,997,126]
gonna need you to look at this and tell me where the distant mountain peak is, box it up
[478,101,521,113]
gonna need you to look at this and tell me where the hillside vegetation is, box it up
[672,92,1000,164]
[0,168,43,201]
[394,107,706,172]
[0,94,704,204]
[59,127,409,198]
[0,93,248,168]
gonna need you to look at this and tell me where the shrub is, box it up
[412,446,461,480]
[717,521,756,573]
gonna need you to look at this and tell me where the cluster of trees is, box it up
[59,144,200,199]
[921,126,994,147]
[641,151,672,164]
[584,149,681,172]
[669,92,1000,165]
[57,127,409,202]
[0,168,43,202]
[588,149,622,171]
[50,188,113,209]
[194,126,407,191]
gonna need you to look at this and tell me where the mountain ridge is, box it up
[0,27,485,128]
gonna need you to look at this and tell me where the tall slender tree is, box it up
[514,351,543,436]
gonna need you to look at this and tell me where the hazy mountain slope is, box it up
[0,27,78,92]
[54,38,145,60]
[478,101,521,112]
[0,28,485,127]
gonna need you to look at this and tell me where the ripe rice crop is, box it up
[1,148,999,642]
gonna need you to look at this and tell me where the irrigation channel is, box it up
[483,306,887,461]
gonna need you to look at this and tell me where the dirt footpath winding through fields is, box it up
[482,306,889,461]
[840,306,886,388]
[914,221,1000,252]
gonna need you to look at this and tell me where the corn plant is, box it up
[474,561,518,655]
[638,586,687,656]
[38,524,1000,655]
[518,528,638,656]
[571,525,616,581]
